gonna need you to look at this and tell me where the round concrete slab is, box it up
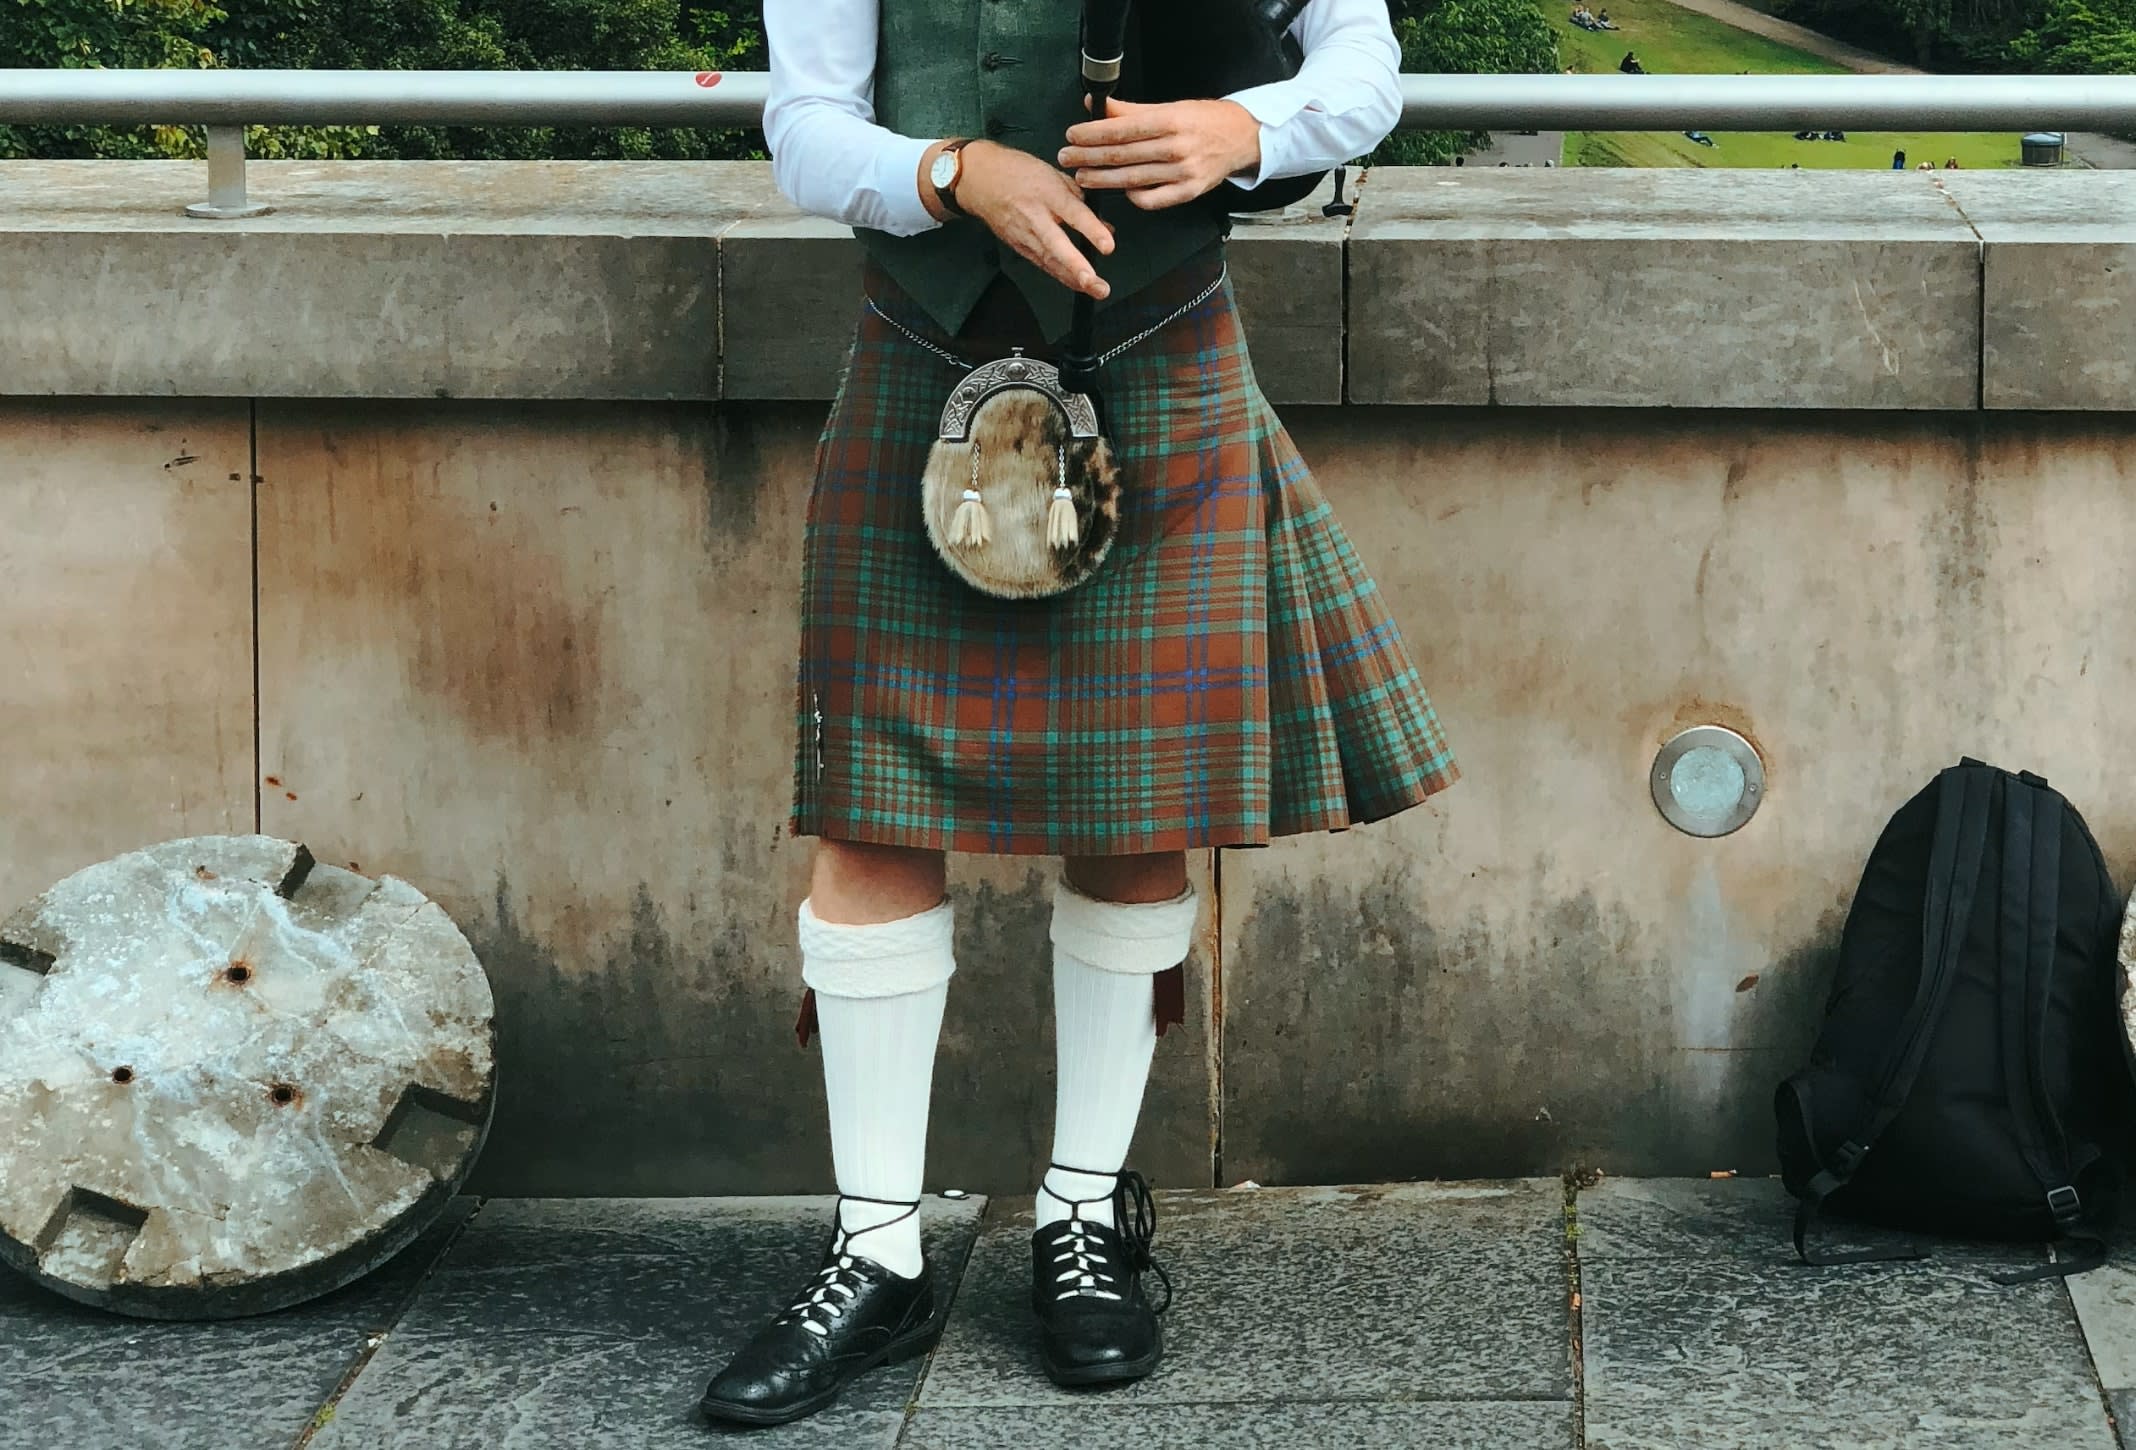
[0,836,496,1319]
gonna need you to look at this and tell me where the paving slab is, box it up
[896,1401,1575,1448]
[1580,1178,2114,1450]
[919,1181,1572,1409]
[2065,1214,2136,1398]
[0,1196,473,1450]
[310,1194,984,1450]
[1577,1175,2053,1268]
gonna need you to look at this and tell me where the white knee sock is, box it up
[1038,880,1200,1232]
[799,896,955,1280]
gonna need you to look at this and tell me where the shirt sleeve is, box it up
[763,0,943,236]
[1222,0,1404,188]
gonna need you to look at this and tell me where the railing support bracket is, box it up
[184,125,271,220]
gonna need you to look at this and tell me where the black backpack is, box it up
[1775,758,2127,1278]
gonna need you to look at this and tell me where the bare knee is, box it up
[808,838,947,924]
[1062,851,1189,904]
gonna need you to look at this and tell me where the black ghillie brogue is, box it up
[1029,1166,1173,1387]
[700,1197,941,1427]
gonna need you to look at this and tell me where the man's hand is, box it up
[921,139,1115,300]
[1058,97,1262,211]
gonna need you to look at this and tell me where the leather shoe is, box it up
[1029,1169,1172,1387]
[701,1237,941,1426]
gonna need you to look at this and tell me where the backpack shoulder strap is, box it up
[1793,763,1996,1265]
[1993,778,2111,1284]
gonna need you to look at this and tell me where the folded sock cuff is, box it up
[798,897,956,998]
[1049,879,1199,975]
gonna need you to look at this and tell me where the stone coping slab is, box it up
[1348,168,1982,409]
[13,162,2136,407]
[0,159,786,234]
[1937,171,2136,411]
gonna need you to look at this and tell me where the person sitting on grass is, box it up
[1619,51,1646,73]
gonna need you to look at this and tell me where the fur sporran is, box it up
[920,351,1122,600]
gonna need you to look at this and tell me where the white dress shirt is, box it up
[762,0,1402,238]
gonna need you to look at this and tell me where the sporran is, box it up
[866,266,1224,602]
[921,350,1122,600]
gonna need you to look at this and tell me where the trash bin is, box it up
[2022,132,2066,167]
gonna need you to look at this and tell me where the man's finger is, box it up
[1128,180,1203,211]
[1038,233,1110,297]
[1058,138,1177,170]
[1075,162,1189,192]
[1057,195,1117,254]
[1064,106,1173,148]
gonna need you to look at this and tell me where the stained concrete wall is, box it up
[3,161,2133,1194]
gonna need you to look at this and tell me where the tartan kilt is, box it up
[790,245,1457,856]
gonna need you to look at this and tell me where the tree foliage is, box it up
[1779,0,2052,67]
[1367,0,1562,165]
[1,0,764,159]
[2009,0,2136,70]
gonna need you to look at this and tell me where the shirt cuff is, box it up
[1223,80,1314,189]
[868,133,945,237]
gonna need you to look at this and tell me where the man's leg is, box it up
[1030,851,1197,1387]
[1040,852,1191,1228]
[806,840,951,1277]
[701,839,949,1427]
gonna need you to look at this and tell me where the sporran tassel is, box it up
[951,487,991,547]
[1047,488,1079,550]
[950,441,992,547]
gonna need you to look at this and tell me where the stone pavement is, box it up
[0,1177,2129,1448]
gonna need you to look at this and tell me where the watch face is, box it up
[930,151,959,189]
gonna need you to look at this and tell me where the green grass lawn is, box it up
[1542,0,2023,169]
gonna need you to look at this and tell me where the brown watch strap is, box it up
[935,137,973,217]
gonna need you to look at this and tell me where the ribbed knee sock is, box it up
[1038,880,1199,1232]
[799,896,955,1280]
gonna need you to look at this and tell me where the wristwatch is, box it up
[928,138,974,217]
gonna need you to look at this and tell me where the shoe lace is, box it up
[773,1194,916,1339]
[1039,1164,1173,1313]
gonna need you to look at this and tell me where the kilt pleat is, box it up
[791,250,1456,857]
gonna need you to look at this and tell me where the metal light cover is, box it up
[1650,725,1765,838]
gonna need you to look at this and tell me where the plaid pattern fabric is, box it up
[791,251,1457,856]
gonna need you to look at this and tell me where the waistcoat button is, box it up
[981,51,1004,70]
[984,116,1007,138]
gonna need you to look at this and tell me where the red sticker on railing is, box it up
[694,72,722,87]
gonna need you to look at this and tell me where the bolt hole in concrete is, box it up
[223,962,252,985]
[1651,725,1765,837]
[110,1066,134,1085]
[269,1084,297,1107]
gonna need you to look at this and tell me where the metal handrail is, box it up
[0,68,2117,216]
[0,69,767,127]
[1,68,2126,129]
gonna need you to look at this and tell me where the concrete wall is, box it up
[3,161,2133,1194]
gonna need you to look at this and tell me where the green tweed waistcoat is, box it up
[863,0,1227,342]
